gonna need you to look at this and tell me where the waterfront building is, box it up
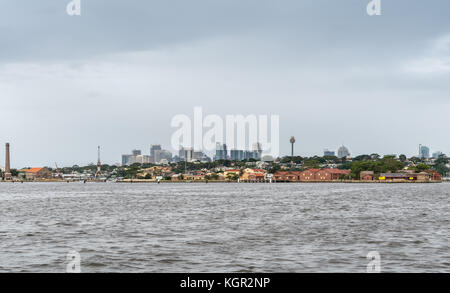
[337,146,350,158]
[240,168,267,182]
[224,169,241,179]
[379,172,430,181]
[25,168,52,180]
[298,168,350,181]
[273,171,302,182]
[360,171,374,181]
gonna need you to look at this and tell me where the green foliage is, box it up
[415,163,430,172]
[280,156,303,164]
[303,159,320,169]
[350,157,405,179]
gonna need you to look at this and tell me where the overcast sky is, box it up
[1,0,450,168]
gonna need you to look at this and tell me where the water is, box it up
[0,182,449,273]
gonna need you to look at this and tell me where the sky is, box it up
[1,0,450,168]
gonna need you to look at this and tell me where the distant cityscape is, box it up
[121,142,264,166]
[1,137,449,183]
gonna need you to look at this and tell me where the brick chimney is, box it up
[5,143,12,180]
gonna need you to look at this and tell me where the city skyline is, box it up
[0,140,446,169]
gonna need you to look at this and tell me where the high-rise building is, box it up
[230,150,245,161]
[419,145,430,159]
[150,145,162,158]
[179,146,186,159]
[215,143,228,160]
[432,151,443,159]
[122,150,143,166]
[337,146,350,158]
[244,150,259,160]
[136,155,153,164]
[252,143,263,160]
[324,149,336,157]
[154,150,172,164]
[5,143,11,180]
[179,147,194,162]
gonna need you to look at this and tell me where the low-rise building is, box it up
[360,171,374,181]
[299,169,320,181]
[299,168,350,181]
[273,171,303,182]
[240,168,267,182]
[25,168,52,180]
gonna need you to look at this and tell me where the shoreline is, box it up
[0,180,445,184]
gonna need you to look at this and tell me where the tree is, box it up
[399,154,407,162]
[353,155,371,161]
[415,163,430,172]
[303,159,320,169]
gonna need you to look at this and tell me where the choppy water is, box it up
[0,182,449,273]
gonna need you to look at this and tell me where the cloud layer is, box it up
[1,0,450,167]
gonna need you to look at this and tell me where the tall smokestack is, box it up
[5,143,12,180]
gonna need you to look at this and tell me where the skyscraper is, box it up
[5,143,11,180]
[154,150,172,164]
[432,151,443,159]
[179,147,194,162]
[252,142,263,160]
[215,143,228,160]
[324,149,336,157]
[230,150,244,161]
[150,144,162,158]
[132,150,142,156]
[337,146,350,158]
[419,145,430,159]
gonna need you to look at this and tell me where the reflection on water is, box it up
[0,182,449,272]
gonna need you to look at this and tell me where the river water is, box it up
[0,182,449,273]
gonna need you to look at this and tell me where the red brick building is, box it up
[427,170,442,181]
[299,169,320,181]
[273,171,302,182]
[299,168,350,182]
